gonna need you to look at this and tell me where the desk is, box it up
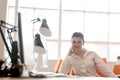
[0,76,119,80]
[0,71,119,80]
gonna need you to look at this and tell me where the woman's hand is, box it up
[68,47,76,56]
[68,47,81,56]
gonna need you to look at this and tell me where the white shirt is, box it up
[60,48,116,77]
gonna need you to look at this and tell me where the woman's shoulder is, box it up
[82,48,97,58]
[83,48,97,54]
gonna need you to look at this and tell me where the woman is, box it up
[60,32,116,77]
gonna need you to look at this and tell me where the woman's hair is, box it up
[72,32,85,44]
[117,56,120,59]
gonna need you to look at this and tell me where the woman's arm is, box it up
[94,52,117,77]
[60,55,72,74]
[60,47,77,74]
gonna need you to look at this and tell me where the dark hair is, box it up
[117,56,120,59]
[72,32,85,44]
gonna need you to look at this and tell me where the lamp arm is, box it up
[0,20,16,27]
[7,30,14,46]
[31,18,41,23]
[0,22,12,60]
[0,20,19,66]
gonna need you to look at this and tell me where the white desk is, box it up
[0,77,119,80]
[0,71,119,80]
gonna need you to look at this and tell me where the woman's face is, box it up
[71,37,83,49]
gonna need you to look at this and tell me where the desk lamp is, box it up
[32,18,51,54]
[40,18,52,37]
[29,18,51,77]
[0,20,23,77]
[34,33,45,54]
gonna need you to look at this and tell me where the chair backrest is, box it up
[113,65,120,75]
[54,59,75,75]
[68,68,75,75]
[54,59,62,73]
[96,58,107,77]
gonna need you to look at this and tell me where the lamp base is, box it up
[29,71,46,78]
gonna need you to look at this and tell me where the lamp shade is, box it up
[34,33,46,54]
[39,19,52,37]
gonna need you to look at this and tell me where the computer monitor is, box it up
[17,12,25,64]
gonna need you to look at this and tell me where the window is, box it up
[7,0,120,62]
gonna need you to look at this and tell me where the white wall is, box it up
[0,0,8,60]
